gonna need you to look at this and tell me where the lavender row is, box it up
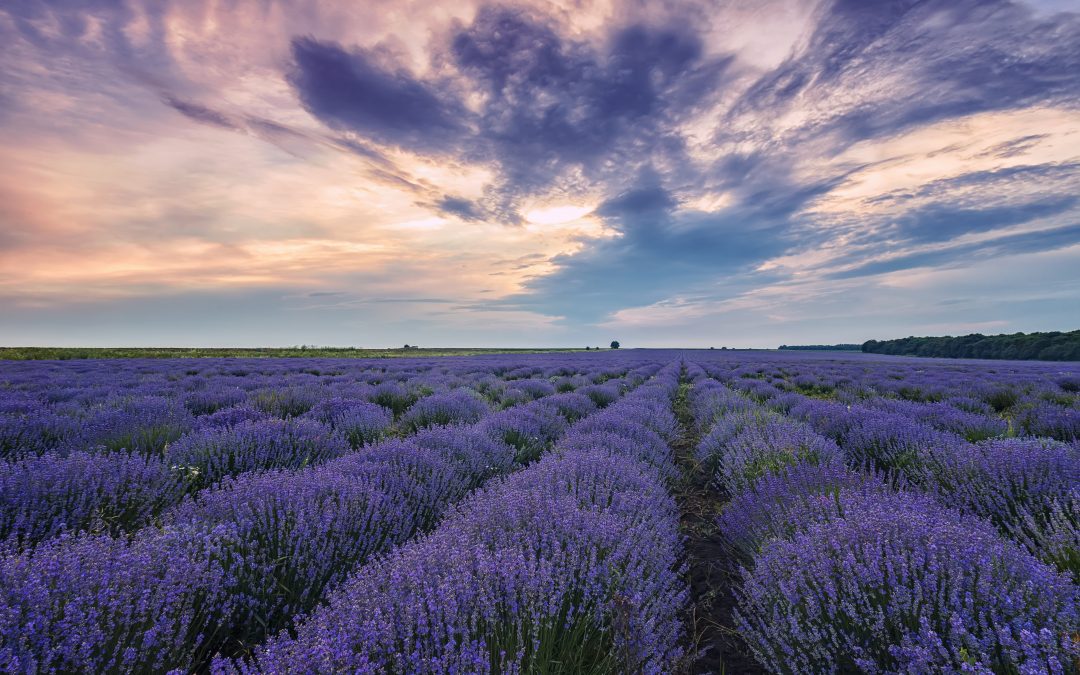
[219,364,687,674]
[771,390,1080,580]
[697,351,1076,408]
[686,374,1079,673]
[734,485,1078,673]
[0,367,639,549]
[704,355,1078,444]
[0,356,647,460]
[0,373,651,673]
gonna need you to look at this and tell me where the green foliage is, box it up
[863,330,1080,361]
[609,341,620,349]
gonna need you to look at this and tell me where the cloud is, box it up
[287,6,732,210]
[452,8,729,194]
[829,223,1080,280]
[162,95,236,129]
[864,161,1080,210]
[800,1,1075,133]
[975,134,1049,159]
[493,180,797,322]
[435,196,485,222]
[887,196,1078,244]
[288,36,470,154]
[2,0,1079,346]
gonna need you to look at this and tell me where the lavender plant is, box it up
[915,436,1079,579]
[0,450,186,546]
[165,418,349,490]
[399,389,490,432]
[735,490,1079,674]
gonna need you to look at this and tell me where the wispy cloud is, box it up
[0,0,1077,346]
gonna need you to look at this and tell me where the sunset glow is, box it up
[0,0,1077,347]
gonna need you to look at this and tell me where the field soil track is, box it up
[673,377,764,675]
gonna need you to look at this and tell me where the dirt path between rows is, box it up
[672,379,764,675]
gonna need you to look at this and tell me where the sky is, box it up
[0,0,1078,348]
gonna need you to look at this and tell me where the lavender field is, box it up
[0,351,1077,674]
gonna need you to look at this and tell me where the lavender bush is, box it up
[0,451,185,546]
[915,437,1079,579]
[399,389,490,432]
[165,417,349,490]
[0,352,1076,674]
[306,397,393,448]
[226,386,686,674]
[735,490,1079,674]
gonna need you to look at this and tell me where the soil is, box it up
[672,381,765,675]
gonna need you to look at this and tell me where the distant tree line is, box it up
[778,344,862,351]
[862,330,1080,361]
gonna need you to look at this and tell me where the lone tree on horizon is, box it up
[610,340,620,349]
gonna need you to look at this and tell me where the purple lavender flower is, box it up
[536,391,597,422]
[577,382,622,408]
[228,449,686,674]
[689,381,753,433]
[399,389,490,432]
[213,380,684,674]
[79,396,194,455]
[870,398,1008,441]
[557,430,678,484]
[1018,402,1080,442]
[165,418,349,489]
[717,461,886,562]
[1,352,1072,675]
[162,465,422,657]
[696,408,785,464]
[306,397,393,448]
[576,398,679,444]
[781,396,855,439]
[0,408,81,459]
[0,528,234,673]
[504,378,557,402]
[195,404,273,429]
[409,424,517,487]
[915,437,1080,577]
[477,403,567,463]
[368,381,416,417]
[836,405,966,472]
[184,386,248,416]
[0,451,186,546]
[1001,491,1079,583]
[709,414,844,495]
[249,385,326,418]
[735,490,1079,673]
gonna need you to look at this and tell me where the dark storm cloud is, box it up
[288,6,731,203]
[450,7,730,194]
[288,37,470,154]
